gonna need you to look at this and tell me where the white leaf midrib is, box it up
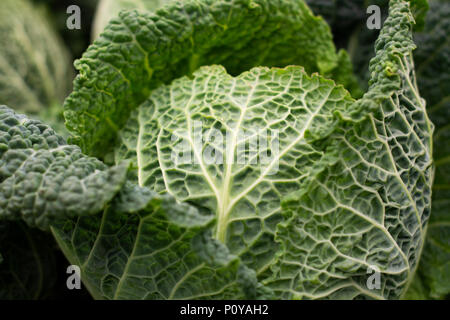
[216,73,260,242]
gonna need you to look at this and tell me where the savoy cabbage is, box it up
[0,0,447,300]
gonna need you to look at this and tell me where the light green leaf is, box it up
[0,106,129,230]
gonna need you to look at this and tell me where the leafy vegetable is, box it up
[48,0,434,299]
[0,0,445,300]
[270,0,434,297]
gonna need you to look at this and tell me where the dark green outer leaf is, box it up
[0,106,129,230]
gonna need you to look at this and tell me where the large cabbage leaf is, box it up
[115,64,357,272]
[268,0,433,298]
[305,0,448,300]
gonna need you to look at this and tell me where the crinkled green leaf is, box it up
[0,106,129,230]
[35,103,70,139]
[266,0,433,299]
[64,0,349,159]
[405,0,450,300]
[0,0,73,114]
[51,184,268,299]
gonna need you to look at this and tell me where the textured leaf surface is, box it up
[266,0,433,299]
[65,0,350,159]
[0,0,72,114]
[405,0,450,300]
[53,63,355,300]
[0,106,128,230]
[52,184,267,300]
